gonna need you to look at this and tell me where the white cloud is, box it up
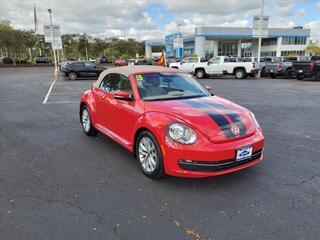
[0,0,319,41]
[298,8,307,16]
[305,20,320,40]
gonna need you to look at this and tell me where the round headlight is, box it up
[168,123,197,144]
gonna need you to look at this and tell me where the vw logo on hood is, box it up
[231,125,240,136]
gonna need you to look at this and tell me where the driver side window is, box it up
[210,57,220,64]
[100,74,132,93]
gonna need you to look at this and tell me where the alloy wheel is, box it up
[138,137,158,173]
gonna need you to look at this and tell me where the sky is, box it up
[0,0,319,40]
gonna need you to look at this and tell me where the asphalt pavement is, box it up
[0,67,319,240]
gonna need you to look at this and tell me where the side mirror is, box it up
[113,91,132,101]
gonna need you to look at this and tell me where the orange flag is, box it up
[157,49,167,67]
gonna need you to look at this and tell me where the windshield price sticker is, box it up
[135,74,143,81]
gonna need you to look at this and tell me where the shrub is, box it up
[2,57,13,64]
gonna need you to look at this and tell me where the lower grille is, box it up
[178,149,263,172]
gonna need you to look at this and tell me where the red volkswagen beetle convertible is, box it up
[80,66,264,178]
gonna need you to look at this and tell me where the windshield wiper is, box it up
[144,94,208,101]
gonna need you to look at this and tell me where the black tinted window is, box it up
[71,62,84,67]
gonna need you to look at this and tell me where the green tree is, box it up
[306,45,320,56]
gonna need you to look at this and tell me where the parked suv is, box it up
[63,61,106,80]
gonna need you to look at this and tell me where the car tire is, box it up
[260,68,266,77]
[68,72,77,80]
[135,130,165,179]
[285,69,294,79]
[80,105,98,136]
[297,74,304,80]
[195,69,205,79]
[234,69,246,79]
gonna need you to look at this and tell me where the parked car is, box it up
[97,56,108,63]
[59,61,74,71]
[79,66,264,179]
[35,56,49,64]
[293,56,320,80]
[192,56,258,79]
[114,59,127,67]
[63,61,106,80]
[169,57,206,73]
[258,57,282,77]
[127,59,153,66]
[264,56,309,78]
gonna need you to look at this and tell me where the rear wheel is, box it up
[285,69,294,79]
[195,69,205,79]
[80,106,98,136]
[234,69,246,79]
[135,131,165,179]
[68,72,77,80]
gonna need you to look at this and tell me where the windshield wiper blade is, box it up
[144,95,207,101]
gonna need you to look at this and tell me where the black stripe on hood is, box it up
[198,98,247,136]
[183,99,236,138]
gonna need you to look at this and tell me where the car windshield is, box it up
[135,72,210,101]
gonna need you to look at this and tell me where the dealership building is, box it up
[145,26,311,59]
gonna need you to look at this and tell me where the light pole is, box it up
[257,0,265,78]
[177,23,182,58]
[48,9,58,75]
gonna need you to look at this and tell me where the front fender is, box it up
[133,112,178,146]
[80,89,97,125]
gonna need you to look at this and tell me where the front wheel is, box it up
[195,69,205,79]
[135,131,165,179]
[80,106,98,136]
[297,74,304,80]
[285,69,294,79]
[68,72,77,80]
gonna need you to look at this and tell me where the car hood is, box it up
[144,96,256,143]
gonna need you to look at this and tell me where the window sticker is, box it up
[135,74,143,81]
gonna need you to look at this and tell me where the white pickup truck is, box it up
[169,57,205,73]
[192,56,258,79]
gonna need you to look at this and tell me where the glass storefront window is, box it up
[282,37,306,45]
[218,40,238,56]
[241,40,253,57]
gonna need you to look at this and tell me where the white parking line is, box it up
[42,80,57,104]
[50,92,82,95]
[44,101,79,104]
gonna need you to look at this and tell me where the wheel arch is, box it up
[233,67,246,75]
[133,127,150,158]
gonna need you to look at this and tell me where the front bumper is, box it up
[162,130,264,178]
[295,69,317,78]
[178,149,263,172]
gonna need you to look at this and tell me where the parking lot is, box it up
[0,67,319,239]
